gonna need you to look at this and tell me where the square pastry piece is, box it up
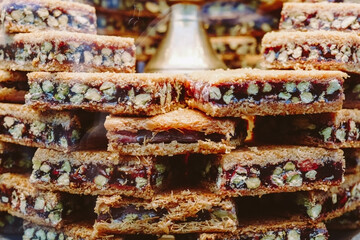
[94,190,237,235]
[202,146,344,197]
[326,207,360,230]
[0,31,135,73]
[262,31,360,74]
[26,72,185,116]
[186,69,346,116]
[105,109,247,156]
[0,173,95,228]
[0,0,97,34]
[0,70,28,103]
[30,149,171,198]
[0,103,84,152]
[199,221,328,240]
[295,173,360,222]
[255,109,360,149]
[280,3,360,32]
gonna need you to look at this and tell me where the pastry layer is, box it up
[26,72,185,115]
[105,109,247,155]
[202,146,344,197]
[30,149,171,198]
[186,69,346,116]
[0,31,135,73]
[0,0,96,34]
[94,189,238,235]
[0,173,95,228]
[0,103,83,152]
[0,70,28,103]
[262,31,360,74]
[199,221,328,240]
[280,3,360,32]
[254,109,360,149]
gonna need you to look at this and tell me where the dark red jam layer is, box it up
[264,44,358,62]
[33,161,169,189]
[0,115,81,148]
[0,147,36,174]
[32,82,184,105]
[188,81,341,105]
[0,81,28,91]
[97,205,168,224]
[4,3,96,29]
[221,160,343,190]
[115,129,235,144]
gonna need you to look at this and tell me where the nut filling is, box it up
[188,80,342,105]
[264,44,360,64]
[27,81,184,108]
[281,12,360,32]
[23,226,69,240]
[32,160,170,190]
[215,159,343,191]
[0,41,135,71]
[316,120,360,143]
[115,129,240,145]
[0,115,82,149]
[301,181,360,220]
[97,205,168,224]
[1,3,96,33]
[0,147,35,174]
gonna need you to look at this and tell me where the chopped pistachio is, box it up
[283,162,296,171]
[100,82,116,99]
[134,93,151,106]
[61,161,71,173]
[30,121,46,136]
[300,92,314,103]
[69,94,84,104]
[29,82,43,100]
[263,83,272,92]
[335,128,346,142]
[94,175,108,187]
[209,86,222,100]
[326,80,341,95]
[40,164,51,173]
[3,116,15,128]
[9,123,25,139]
[305,170,317,180]
[71,83,88,94]
[42,80,54,93]
[287,229,301,240]
[319,127,332,142]
[84,88,102,102]
[35,229,46,240]
[297,82,310,92]
[279,92,291,101]
[135,177,147,189]
[245,177,261,189]
[155,163,166,173]
[123,214,138,223]
[247,83,259,95]
[306,204,322,219]
[55,83,69,101]
[223,89,234,104]
[287,174,303,187]
[34,197,45,210]
[285,82,296,93]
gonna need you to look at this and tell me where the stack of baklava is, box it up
[261,1,360,234]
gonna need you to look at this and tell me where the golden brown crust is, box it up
[104,109,239,135]
[0,88,27,103]
[107,139,241,156]
[220,146,343,170]
[0,70,27,82]
[187,99,343,117]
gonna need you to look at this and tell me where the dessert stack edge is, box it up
[0,1,356,240]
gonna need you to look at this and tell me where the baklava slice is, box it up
[0,70,28,103]
[0,0,96,34]
[105,109,247,156]
[94,190,237,234]
[186,69,346,116]
[26,72,185,115]
[30,149,171,198]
